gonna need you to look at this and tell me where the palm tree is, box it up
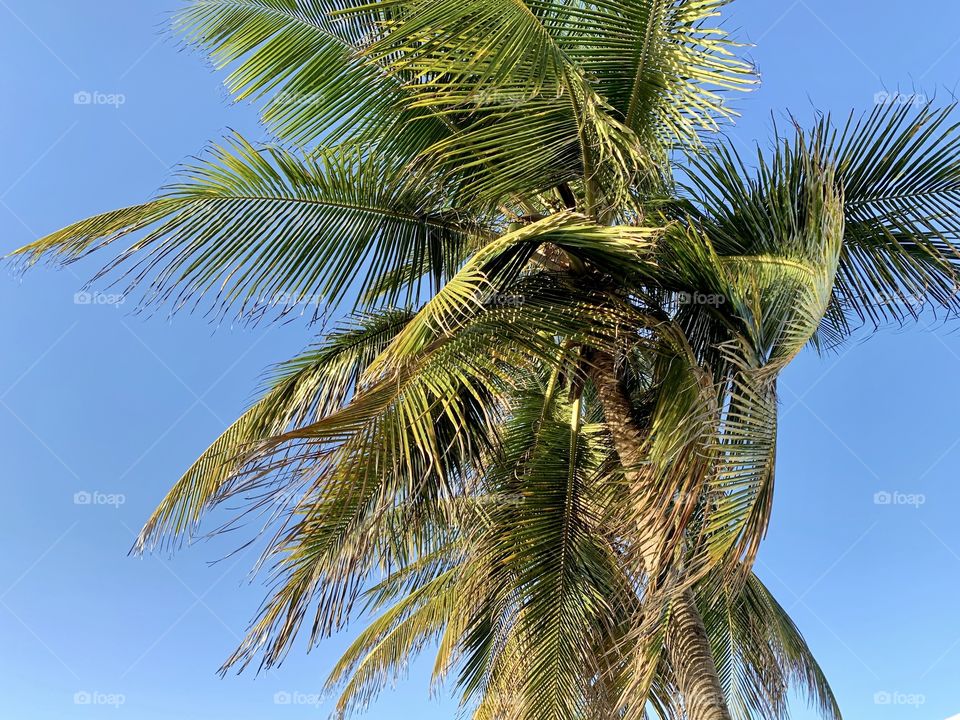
[12,1,960,718]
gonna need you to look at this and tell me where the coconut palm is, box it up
[12,1,960,719]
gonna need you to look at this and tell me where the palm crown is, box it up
[12,1,960,719]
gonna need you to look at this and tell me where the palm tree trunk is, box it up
[589,351,731,720]
[666,589,731,720]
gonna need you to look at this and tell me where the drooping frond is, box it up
[456,385,626,720]
[134,308,415,552]
[685,103,960,346]
[219,356,498,671]
[325,567,459,717]
[647,148,846,575]
[698,572,841,720]
[219,282,640,672]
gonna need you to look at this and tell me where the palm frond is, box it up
[338,0,657,208]
[563,0,757,151]
[11,135,483,317]
[218,282,637,671]
[822,103,960,333]
[699,571,841,720]
[174,0,450,154]
[366,212,662,376]
[458,385,623,720]
[134,308,414,552]
[685,103,960,345]
[325,568,459,718]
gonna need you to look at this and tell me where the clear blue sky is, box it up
[1,2,959,718]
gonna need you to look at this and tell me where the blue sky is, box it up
[1,1,959,718]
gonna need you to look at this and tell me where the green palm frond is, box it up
[564,0,757,150]
[458,385,624,720]
[219,364,497,671]
[685,103,960,346]
[174,0,450,155]
[823,102,960,332]
[219,284,637,672]
[366,212,661,376]
[699,572,841,720]
[641,149,846,575]
[11,135,483,317]
[703,359,777,574]
[325,567,459,718]
[134,307,415,552]
[338,0,659,207]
